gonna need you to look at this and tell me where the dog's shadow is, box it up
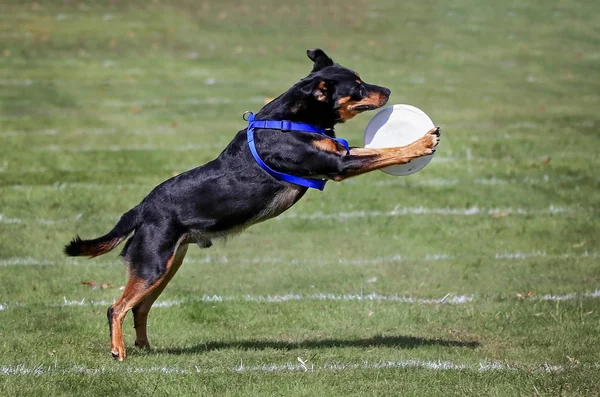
[154,335,480,355]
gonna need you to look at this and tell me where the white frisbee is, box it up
[363,104,436,176]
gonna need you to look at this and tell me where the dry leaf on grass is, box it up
[82,281,111,289]
[516,290,533,299]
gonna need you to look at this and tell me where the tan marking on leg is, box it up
[312,138,345,154]
[334,127,440,181]
[109,274,147,361]
[132,244,189,349]
[109,237,187,360]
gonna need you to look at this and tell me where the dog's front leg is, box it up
[332,127,440,181]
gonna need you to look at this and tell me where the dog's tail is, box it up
[64,206,141,258]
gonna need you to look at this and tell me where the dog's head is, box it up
[300,49,391,124]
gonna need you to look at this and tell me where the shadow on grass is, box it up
[155,335,480,355]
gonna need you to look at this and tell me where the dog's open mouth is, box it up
[350,104,380,112]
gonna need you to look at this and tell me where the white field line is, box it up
[0,253,445,267]
[0,125,207,137]
[454,120,598,133]
[3,126,594,139]
[0,77,286,87]
[0,31,33,38]
[7,97,267,110]
[371,175,585,187]
[9,183,149,191]
[0,360,573,376]
[277,205,580,220]
[31,143,224,152]
[0,165,195,174]
[56,293,475,308]
[3,114,596,137]
[1,250,596,267]
[0,206,585,226]
[1,289,599,313]
[541,290,600,301]
[5,174,588,191]
[0,257,125,266]
[5,162,597,176]
[3,145,587,160]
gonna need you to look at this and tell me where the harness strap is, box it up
[245,112,350,190]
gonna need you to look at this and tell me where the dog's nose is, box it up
[382,88,391,97]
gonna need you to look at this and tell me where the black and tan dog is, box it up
[65,49,440,360]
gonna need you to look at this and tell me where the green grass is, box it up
[1,0,599,395]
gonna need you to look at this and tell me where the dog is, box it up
[64,48,440,360]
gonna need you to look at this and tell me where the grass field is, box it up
[1,0,599,395]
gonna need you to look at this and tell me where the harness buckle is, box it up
[280,121,292,131]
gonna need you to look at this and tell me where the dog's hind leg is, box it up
[107,234,185,361]
[107,273,147,361]
[132,243,189,349]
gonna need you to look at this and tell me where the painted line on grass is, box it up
[0,78,286,88]
[0,257,125,266]
[1,289,599,313]
[371,175,585,187]
[3,126,593,140]
[0,294,473,312]
[31,143,224,152]
[5,96,266,113]
[0,125,205,137]
[0,206,586,226]
[9,182,149,191]
[0,32,33,39]
[540,290,600,301]
[6,174,589,191]
[0,165,195,174]
[62,289,600,307]
[277,205,581,220]
[6,161,592,175]
[1,251,596,268]
[58,292,476,308]
[1,253,448,267]
[1,251,597,268]
[0,360,574,376]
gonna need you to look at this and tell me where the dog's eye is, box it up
[358,86,368,97]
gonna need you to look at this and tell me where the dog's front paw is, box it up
[409,127,441,157]
[111,344,127,361]
[425,126,441,154]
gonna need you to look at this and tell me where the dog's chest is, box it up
[253,185,305,223]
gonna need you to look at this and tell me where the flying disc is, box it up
[363,104,436,176]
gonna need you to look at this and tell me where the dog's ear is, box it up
[307,48,334,73]
[300,79,329,102]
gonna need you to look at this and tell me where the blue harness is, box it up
[245,112,350,190]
